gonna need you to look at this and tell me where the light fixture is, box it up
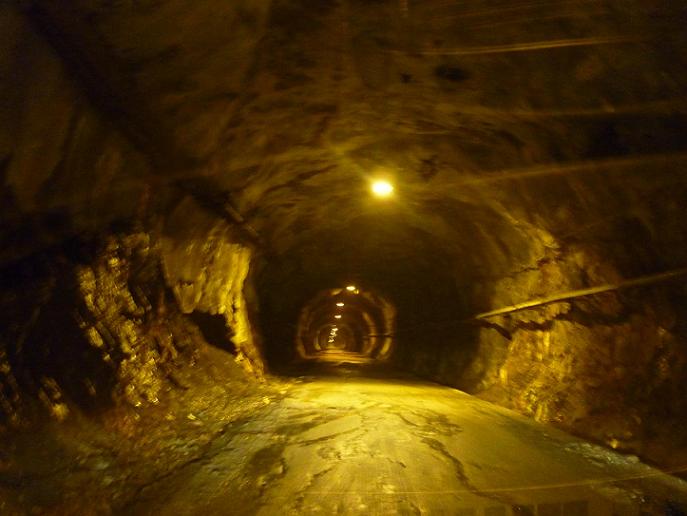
[334,315,342,319]
[371,180,394,197]
[346,285,356,292]
[336,302,344,307]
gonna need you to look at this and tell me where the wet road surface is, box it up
[128,363,687,515]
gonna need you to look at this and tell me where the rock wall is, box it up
[0,224,264,427]
[0,6,265,426]
[0,5,151,266]
[463,238,687,469]
[0,231,169,423]
[161,196,264,375]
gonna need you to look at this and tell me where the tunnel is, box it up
[294,285,395,361]
[2,0,687,514]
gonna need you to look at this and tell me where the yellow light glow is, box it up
[334,315,342,319]
[346,285,356,292]
[371,180,394,197]
[336,302,345,307]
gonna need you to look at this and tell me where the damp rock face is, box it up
[0,3,266,429]
[471,255,687,467]
[161,196,263,375]
[0,227,260,426]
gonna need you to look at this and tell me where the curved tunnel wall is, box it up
[2,0,687,472]
[295,286,395,361]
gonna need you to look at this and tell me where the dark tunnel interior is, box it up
[2,0,687,513]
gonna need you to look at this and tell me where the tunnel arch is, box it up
[2,0,687,487]
[295,286,396,361]
[314,323,358,352]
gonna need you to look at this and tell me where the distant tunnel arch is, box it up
[296,286,395,361]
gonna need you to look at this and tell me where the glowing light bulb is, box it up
[371,180,394,197]
[334,315,342,319]
[336,302,345,307]
[346,285,356,292]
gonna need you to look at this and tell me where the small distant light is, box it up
[336,302,345,307]
[346,285,356,292]
[371,180,394,197]
[334,315,342,319]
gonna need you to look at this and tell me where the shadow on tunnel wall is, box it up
[188,311,237,355]
[389,274,484,389]
[1,256,118,420]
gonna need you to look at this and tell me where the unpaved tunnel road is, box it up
[127,366,687,515]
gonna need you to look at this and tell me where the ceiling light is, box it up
[334,315,342,319]
[371,180,394,197]
[346,285,356,292]
[336,302,344,307]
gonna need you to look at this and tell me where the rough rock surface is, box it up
[1,4,265,428]
[0,225,260,426]
[466,245,687,469]
[2,0,687,476]
[161,196,263,375]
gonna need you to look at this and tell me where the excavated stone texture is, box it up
[0,5,151,266]
[464,244,687,469]
[0,226,264,426]
[161,196,263,375]
[3,0,687,471]
[0,5,265,426]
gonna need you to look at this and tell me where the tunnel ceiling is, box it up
[21,0,687,291]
